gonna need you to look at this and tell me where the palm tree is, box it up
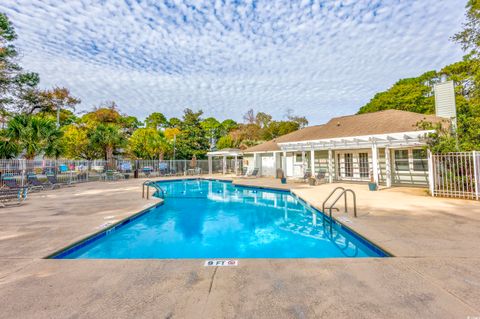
[90,123,125,167]
[6,114,62,159]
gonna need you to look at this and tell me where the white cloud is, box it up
[0,0,466,124]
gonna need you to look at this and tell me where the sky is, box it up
[0,0,467,125]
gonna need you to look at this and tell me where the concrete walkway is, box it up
[0,177,479,318]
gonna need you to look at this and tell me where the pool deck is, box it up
[1,176,479,318]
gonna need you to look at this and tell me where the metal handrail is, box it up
[142,180,152,199]
[142,180,165,199]
[327,189,357,218]
[322,186,345,212]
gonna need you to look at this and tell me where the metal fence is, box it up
[431,152,480,200]
[0,158,241,187]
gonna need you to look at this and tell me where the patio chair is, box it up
[315,170,327,185]
[0,187,28,207]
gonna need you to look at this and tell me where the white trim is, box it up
[277,130,434,151]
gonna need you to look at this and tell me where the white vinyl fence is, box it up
[0,158,241,187]
[431,152,480,200]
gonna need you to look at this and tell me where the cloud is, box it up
[0,0,466,124]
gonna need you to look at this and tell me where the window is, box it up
[295,153,303,163]
[359,153,369,178]
[412,149,427,171]
[344,153,353,177]
[394,150,409,171]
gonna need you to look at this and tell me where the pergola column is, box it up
[222,155,227,174]
[301,151,306,174]
[328,149,333,183]
[273,152,279,176]
[282,151,287,176]
[310,149,315,175]
[208,155,213,175]
[371,142,379,184]
[385,147,392,187]
[234,155,238,175]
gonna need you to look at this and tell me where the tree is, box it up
[358,71,439,114]
[216,135,237,149]
[220,119,238,134]
[145,112,167,130]
[5,114,62,159]
[27,87,80,117]
[201,117,222,150]
[453,0,480,60]
[0,13,40,113]
[127,127,170,160]
[175,109,209,159]
[89,123,125,165]
[61,124,101,159]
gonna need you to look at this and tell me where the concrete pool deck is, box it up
[0,176,479,318]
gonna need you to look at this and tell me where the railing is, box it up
[142,180,165,200]
[431,152,480,200]
[322,187,357,218]
[0,158,242,188]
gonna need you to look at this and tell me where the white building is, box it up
[242,110,448,187]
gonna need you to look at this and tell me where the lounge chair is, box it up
[46,174,70,188]
[238,168,259,178]
[0,187,28,207]
[104,170,125,181]
[292,169,312,183]
[237,167,248,176]
[2,177,22,189]
[26,174,48,191]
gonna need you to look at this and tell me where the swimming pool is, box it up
[53,179,388,259]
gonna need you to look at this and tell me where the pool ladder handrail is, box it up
[142,180,165,199]
[322,186,345,212]
[325,188,357,219]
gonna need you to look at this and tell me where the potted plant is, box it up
[278,170,287,184]
[368,170,377,191]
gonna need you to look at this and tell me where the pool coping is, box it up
[48,178,392,259]
[46,200,164,259]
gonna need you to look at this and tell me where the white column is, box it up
[282,151,287,177]
[385,147,392,187]
[253,153,259,175]
[328,149,333,183]
[310,149,315,175]
[301,151,306,175]
[234,155,238,175]
[273,152,279,177]
[427,149,434,196]
[208,156,213,175]
[371,143,379,184]
[222,155,227,174]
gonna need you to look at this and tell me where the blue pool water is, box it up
[54,179,388,259]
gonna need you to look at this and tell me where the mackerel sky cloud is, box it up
[0,0,466,124]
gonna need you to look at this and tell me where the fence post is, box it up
[184,160,187,176]
[20,159,26,187]
[427,150,434,196]
[473,151,479,200]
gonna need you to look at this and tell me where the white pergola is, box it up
[277,130,434,187]
[206,148,242,175]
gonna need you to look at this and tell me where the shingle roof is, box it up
[243,110,446,153]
